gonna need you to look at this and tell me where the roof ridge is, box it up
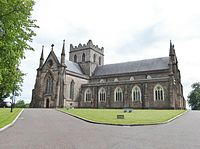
[100,57,169,67]
[94,56,169,76]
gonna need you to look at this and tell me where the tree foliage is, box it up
[15,99,26,108]
[0,0,38,101]
[188,82,200,110]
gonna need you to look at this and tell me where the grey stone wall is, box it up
[80,67,175,109]
[64,73,88,102]
[69,50,90,63]
[31,50,64,108]
[31,69,59,108]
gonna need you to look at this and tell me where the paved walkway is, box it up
[0,109,200,149]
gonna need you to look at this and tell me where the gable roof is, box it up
[94,57,169,76]
[65,60,83,74]
[41,50,60,69]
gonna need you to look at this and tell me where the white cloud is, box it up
[17,0,200,109]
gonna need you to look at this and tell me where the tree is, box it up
[0,0,38,101]
[15,99,26,108]
[188,82,200,110]
[25,103,30,108]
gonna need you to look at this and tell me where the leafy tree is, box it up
[25,103,30,108]
[15,99,26,108]
[188,82,200,110]
[0,0,38,101]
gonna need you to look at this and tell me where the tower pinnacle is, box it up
[61,40,65,65]
[40,45,44,60]
[169,40,175,56]
[39,45,44,68]
[61,40,65,56]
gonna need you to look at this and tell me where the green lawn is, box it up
[59,108,186,125]
[0,108,22,128]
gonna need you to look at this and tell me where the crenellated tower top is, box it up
[69,39,104,76]
[70,39,104,55]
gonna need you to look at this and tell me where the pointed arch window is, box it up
[45,76,53,94]
[84,88,92,102]
[82,53,85,62]
[154,84,164,101]
[114,87,123,102]
[132,86,141,101]
[70,80,75,100]
[99,57,101,65]
[98,87,106,102]
[74,54,77,62]
[93,54,96,62]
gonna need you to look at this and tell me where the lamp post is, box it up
[10,90,15,113]
[10,67,19,112]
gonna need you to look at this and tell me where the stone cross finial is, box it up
[51,44,54,50]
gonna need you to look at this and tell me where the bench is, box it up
[123,108,133,113]
[117,114,124,119]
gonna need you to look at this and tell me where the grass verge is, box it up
[0,108,22,128]
[58,108,186,125]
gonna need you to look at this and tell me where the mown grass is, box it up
[59,108,186,125]
[0,108,22,128]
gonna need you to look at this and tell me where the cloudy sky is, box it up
[18,0,200,108]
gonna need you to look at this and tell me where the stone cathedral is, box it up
[30,40,185,109]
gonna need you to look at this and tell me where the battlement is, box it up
[70,40,104,54]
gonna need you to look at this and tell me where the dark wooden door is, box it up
[46,99,49,108]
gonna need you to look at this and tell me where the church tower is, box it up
[69,40,104,76]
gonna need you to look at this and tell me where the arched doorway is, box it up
[46,98,50,108]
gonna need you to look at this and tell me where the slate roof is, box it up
[94,57,169,76]
[65,60,83,74]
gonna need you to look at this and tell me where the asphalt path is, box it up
[0,109,200,149]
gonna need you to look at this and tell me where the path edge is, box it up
[0,109,24,132]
